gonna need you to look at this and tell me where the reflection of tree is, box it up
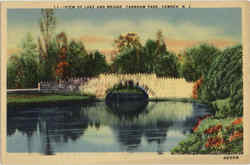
[107,101,173,153]
[40,105,89,143]
[113,125,144,152]
[7,109,38,137]
[7,117,17,136]
[144,121,172,154]
[7,104,90,155]
[111,121,173,153]
[7,108,39,153]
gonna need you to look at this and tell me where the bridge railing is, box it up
[38,77,89,93]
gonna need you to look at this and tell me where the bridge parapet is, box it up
[80,74,193,98]
[38,74,193,98]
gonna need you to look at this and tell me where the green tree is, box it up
[155,52,181,78]
[112,48,139,74]
[82,51,109,77]
[112,31,180,77]
[66,41,109,77]
[181,43,221,82]
[198,45,242,117]
[7,33,40,88]
[66,40,88,77]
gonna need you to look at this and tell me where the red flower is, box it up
[205,136,224,148]
[204,124,222,134]
[229,131,243,142]
[232,117,243,125]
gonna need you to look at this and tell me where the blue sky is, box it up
[7,8,241,54]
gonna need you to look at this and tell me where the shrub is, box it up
[181,44,221,82]
[171,117,243,154]
[192,77,203,99]
[198,45,242,117]
[106,80,145,94]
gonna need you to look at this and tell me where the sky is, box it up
[7,8,241,57]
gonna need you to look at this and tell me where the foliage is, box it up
[38,9,59,81]
[39,39,59,81]
[198,45,242,117]
[155,51,181,78]
[112,48,141,74]
[171,117,243,154]
[114,32,142,53]
[112,31,181,78]
[106,80,145,94]
[66,40,88,77]
[7,33,40,88]
[55,32,69,79]
[181,44,221,82]
[83,51,109,77]
[192,77,203,99]
[8,31,109,88]
[38,9,56,59]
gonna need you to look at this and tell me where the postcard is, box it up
[0,1,250,164]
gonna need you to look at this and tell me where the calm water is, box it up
[7,101,211,155]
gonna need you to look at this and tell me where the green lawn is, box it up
[7,93,94,104]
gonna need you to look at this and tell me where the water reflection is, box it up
[7,101,211,155]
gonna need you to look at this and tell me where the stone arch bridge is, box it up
[79,74,193,99]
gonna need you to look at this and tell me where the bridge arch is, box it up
[79,74,193,98]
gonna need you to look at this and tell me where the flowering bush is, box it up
[192,114,211,132]
[171,117,243,154]
[204,124,222,134]
[205,136,224,149]
[192,77,203,99]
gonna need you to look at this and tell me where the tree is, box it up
[7,33,40,88]
[66,40,88,77]
[198,45,242,117]
[112,31,180,77]
[112,48,140,74]
[82,51,109,77]
[155,30,167,54]
[38,9,56,59]
[155,52,181,78]
[66,41,109,78]
[38,9,57,80]
[181,43,221,82]
[55,32,69,79]
[114,32,142,53]
[114,32,143,71]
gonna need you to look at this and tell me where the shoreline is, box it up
[7,92,204,109]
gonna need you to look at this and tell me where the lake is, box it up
[7,101,211,155]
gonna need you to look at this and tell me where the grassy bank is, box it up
[7,91,203,109]
[7,93,96,108]
[148,97,202,103]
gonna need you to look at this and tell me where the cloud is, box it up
[58,19,238,41]
[7,19,240,55]
[165,38,238,54]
